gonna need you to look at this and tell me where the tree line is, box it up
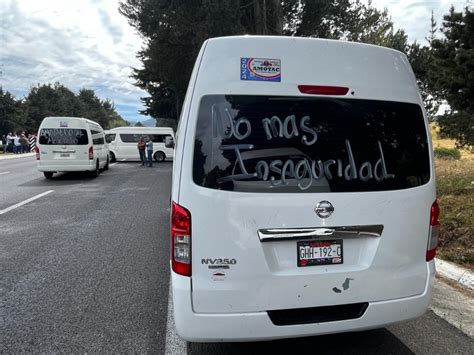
[119,0,473,147]
[0,83,128,135]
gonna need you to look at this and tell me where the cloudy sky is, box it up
[371,0,472,43]
[0,0,472,123]
[0,0,145,122]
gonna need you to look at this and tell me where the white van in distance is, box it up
[170,36,438,342]
[36,116,109,179]
[105,126,175,162]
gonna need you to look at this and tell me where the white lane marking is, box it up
[110,163,118,166]
[165,285,187,354]
[0,190,54,216]
[0,172,10,175]
[120,158,126,161]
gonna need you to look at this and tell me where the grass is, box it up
[432,125,474,267]
[434,147,461,160]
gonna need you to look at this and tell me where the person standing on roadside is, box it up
[137,136,146,166]
[1,134,6,153]
[146,137,153,167]
[6,132,14,153]
[13,133,21,154]
[20,133,28,154]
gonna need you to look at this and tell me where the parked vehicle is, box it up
[170,36,438,342]
[105,127,175,162]
[36,116,109,179]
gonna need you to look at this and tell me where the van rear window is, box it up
[193,95,430,193]
[39,128,88,145]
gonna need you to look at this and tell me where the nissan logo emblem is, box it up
[315,201,334,219]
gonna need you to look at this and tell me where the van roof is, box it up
[107,126,174,132]
[210,35,406,55]
[41,116,102,128]
[194,36,420,104]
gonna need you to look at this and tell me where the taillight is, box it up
[171,201,191,276]
[35,146,40,160]
[298,85,349,95]
[426,200,440,261]
[88,146,93,160]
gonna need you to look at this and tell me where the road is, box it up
[0,156,473,354]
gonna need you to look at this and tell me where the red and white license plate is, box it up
[297,240,343,267]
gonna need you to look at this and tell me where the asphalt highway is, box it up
[1,157,171,353]
[0,156,472,354]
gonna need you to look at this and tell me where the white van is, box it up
[36,116,109,179]
[170,36,438,342]
[105,127,175,162]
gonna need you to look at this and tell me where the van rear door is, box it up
[38,121,90,166]
[183,95,432,314]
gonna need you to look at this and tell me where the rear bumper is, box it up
[37,161,95,172]
[172,261,435,342]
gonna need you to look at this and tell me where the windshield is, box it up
[193,95,430,193]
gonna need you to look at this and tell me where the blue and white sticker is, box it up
[241,58,281,82]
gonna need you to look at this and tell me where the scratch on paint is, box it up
[342,278,354,290]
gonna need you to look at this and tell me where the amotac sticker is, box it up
[241,58,281,82]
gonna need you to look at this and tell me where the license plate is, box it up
[60,153,70,157]
[297,240,343,267]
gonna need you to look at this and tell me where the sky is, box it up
[0,0,145,122]
[371,0,472,43]
[0,0,472,123]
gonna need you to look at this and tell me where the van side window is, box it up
[120,134,140,143]
[91,130,105,145]
[150,134,170,143]
[193,95,430,193]
[105,134,116,143]
[119,133,170,143]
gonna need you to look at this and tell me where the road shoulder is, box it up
[435,258,473,290]
[430,276,474,338]
[0,152,35,160]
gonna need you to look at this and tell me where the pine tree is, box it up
[119,0,412,122]
[426,10,438,45]
[0,88,27,133]
[1,84,128,133]
[430,7,474,147]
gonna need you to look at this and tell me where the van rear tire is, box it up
[104,156,110,171]
[109,152,116,163]
[154,151,166,162]
[43,172,54,179]
[90,160,100,178]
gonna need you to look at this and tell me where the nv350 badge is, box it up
[202,258,237,269]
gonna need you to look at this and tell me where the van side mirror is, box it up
[165,136,175,148]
